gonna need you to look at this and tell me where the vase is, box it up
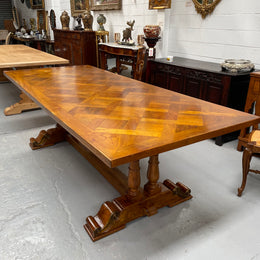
[97,14,106,31]
[60,11,70,30]
[143,25,161,38]
[82,10,93,31]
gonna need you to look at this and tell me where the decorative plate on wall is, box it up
[26,0,31,8]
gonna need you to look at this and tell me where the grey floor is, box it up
[0,80,260,260]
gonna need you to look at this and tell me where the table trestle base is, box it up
[84,180,192,241]
[30,125,192,242]
[29,124,67,150]
[4,92,40,116]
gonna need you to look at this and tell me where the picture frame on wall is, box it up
[149,0,171,9]
[70,0,88,17]
[30,0,45,9]
[37,10,47,31]
[90,0,121,11]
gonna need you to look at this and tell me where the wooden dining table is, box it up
[99,42,145,77]
[0,44,69,115]
[4,65,260,241]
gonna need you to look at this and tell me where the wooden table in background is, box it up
[4,65,260,241]
[99,42,144,77]
[0,44,69,115]
[11,35,55,53]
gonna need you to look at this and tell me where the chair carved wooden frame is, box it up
[237,72,260,196]
[238,131,260,196]
[237,72,260,151]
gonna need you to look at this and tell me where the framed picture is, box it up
[70,0,89,17]
[149,0,171,9]
[90,0,121,11]
[30,0,45,9]
[37,10,47,31]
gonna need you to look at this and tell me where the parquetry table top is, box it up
[4,65,260,167]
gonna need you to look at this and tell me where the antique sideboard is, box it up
[146,57,253,145]
[53,29,97,66]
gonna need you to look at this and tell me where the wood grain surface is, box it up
[0,44,69,68]
[4,65,260,167]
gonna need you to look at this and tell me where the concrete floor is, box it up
[0,80,260,260]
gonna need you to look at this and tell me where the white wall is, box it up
[168,0,260,67]
[13,0,260,67]
[13,0,167,55]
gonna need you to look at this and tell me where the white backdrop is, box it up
[12,0,260,67]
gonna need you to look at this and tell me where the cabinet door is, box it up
[152,71,168,89]
[228,75,249,110]
[54,41,72,64]
[71,40,83,65]
[184,78,202,98]
[148,63,168,89]
[168,67,183,93]
[203,81,224,104]
[184,69,203,98]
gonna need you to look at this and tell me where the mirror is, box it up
[192,0,221,19]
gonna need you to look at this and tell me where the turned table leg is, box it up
[144,155,161,195]
[127,160,141,198]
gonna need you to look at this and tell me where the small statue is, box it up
[60,11,70,30]
[22,19,27,30]
[30,18,36,32]
[74,15,83,30]
[122,20,135,42]
[82,10,93,31]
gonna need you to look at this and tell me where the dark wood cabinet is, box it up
[146,57,252,145]
[53,29,97,66]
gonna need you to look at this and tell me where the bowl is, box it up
[143,25,161,38]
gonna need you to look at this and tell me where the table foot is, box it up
[84,179,191,241]
[4,92,39,116]
[30,124,67,150]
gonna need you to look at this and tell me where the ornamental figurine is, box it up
[82,10,93,31]
[60,11,70,30]
[122,20,135,42]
